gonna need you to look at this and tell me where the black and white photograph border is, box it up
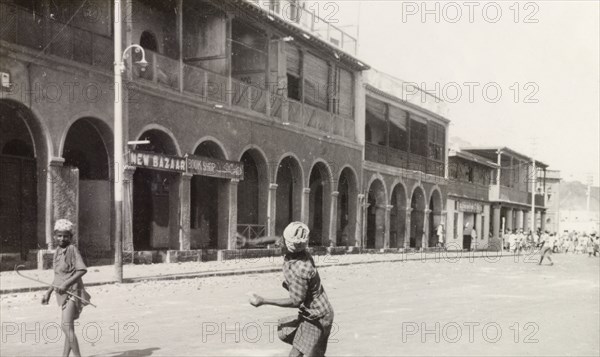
[1,1,598,356]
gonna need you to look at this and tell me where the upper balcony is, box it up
[244,0,358,56]
[489,185,545,207]
[0,1,358,143]
[365,142,445,177]
[363,95,447,178]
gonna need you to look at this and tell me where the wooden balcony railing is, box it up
[1,3,357,143]
[448,180,490,202]
[246,0,357,55]
[365,143,445,177]
[1,3,114,70]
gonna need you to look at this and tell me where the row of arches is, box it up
[133,129,360,249]
[2,98,442,259]
[1,99,361,256]
[365,177,443,249]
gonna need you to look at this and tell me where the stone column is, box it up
[475,213,483,250]
[362,200,370,248]
[516,210,524,231]
[384,205,393,249]
[122,166,136,253]
[523,210,530,232]
[404,207,413,249]
[267,183,278,236]
[492,205,501,239]
[423,208,431,248]
[355,194,365,247]
[227,179,239,250]
[506,208,514,232]
[328,191,339,246]
[483,205,490,244]
[49,157,79,248]
[301,188,311,225]
[179,173,192,250]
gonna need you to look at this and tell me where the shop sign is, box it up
[128,151,187,173]
[458,201,483,213]
[186,154,244,180]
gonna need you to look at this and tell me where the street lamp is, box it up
[114,2,148,282]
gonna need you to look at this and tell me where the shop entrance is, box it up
[132,130,180,250]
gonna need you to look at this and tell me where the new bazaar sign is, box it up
[128,151,244,180]
[128,151,187,173]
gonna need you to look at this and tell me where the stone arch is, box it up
[336,166,359,246]
[134,124,181,156]
[192,136,229,160]
[428,187,443,248]
[366,178,386,249]
[275,155,303,235]
[308,161,333,246]
[0,99,50,257]
[409,185,427,248]
[237,147,269,241]
[62,117,114,256]
[390,182,408,249]
[132,128,181,250]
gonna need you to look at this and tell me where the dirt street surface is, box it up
[1,254,599,356]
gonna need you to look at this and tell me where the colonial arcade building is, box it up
[361,71,450,251]
[0,0,367,268]
[463,147,549,247]
[445,149,498,251]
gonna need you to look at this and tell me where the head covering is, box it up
[283,222,309,253]
[54,219,74,233]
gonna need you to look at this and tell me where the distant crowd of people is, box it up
[502,229,600,257]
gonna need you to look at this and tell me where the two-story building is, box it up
[360,70,449,251]
[445,149,497,250]
[0,0,368,267]
[462,147,549,248]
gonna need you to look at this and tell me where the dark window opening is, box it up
[287,74,301,101]
[140,31,158,52]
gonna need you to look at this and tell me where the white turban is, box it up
[283,222,309,253]
[54,219,74,233]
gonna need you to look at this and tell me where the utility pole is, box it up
[530,137,537,236]
[114,0,123,283]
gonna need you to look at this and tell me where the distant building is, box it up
[540,170,561,233]
[461,147,550,248]
[446,149,498,250]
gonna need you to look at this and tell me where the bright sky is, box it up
[322,0,599,185]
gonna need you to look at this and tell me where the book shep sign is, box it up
[128,151,244,180]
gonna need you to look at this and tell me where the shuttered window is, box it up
[304,52,329,110]
[286,44,301,77]
[410,118,428,157]
[337,67,353,118]
[389,106,408,151]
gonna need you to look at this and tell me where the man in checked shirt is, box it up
[249,222,334,357]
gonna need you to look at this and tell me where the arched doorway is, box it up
[308,162,332,246]
[428,190,443,248]
[237,149,268,244]
[337,168,358,246]
[190,141,227,249]
[410,186,426,248]
[0,101,44,258]
[132,129,179,250]
[63,118,112,257]
[390,184,407,248]
[275,156,303,235]
[366,179,386,249]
